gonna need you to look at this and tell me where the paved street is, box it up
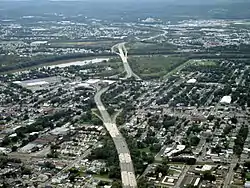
[174,165,190,188]
[112,43,141,80]
[41,148,93,187]
[223,156,238,188]
[95,87,137,188]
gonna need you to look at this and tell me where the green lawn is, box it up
[129,55,187,79]
[246,173,250,181]
[49,40,117,48]
[93,174,113,182]
[127,41,178,53]
[189,59,217,66]
[139,147,151,153]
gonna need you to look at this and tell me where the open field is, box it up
[128,55,187,79]
[189,59,217,66]
[127,41,178,54]
[49,40,118,48]
[95,61,124,77]
[246,173,250,181]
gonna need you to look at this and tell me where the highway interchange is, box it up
[111,43,141,80]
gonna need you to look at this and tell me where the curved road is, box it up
[95,87,137,188]
[112,43,141,80]
[141,29,168,42]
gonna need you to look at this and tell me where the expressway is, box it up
[112,42,141,80]
[141,30,168,42]
[223,156,238,188]
[94,87,137,188]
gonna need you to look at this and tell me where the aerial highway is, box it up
[112,42,141,80]
[223,156,238,188]
[94,87,137,188]
[141,29,168,42]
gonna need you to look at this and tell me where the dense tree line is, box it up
[1,109,74,147]
[120,129,155,175]
[88,136,121,179]
[171,156,196,165]
[234,125,249,156]
[0,52,112,72]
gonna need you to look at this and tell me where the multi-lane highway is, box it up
[112,43,141,80]
[141,30,168,42]
[223,156,238,188]
[94,87,137,188]
[93,40,141,187]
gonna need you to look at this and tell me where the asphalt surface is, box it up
[112,43,141,80]
[40,148,93,187]
[174,165,190,188]
[223,156,238,188]
[94,87,137,188]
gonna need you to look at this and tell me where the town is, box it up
[1,1,250,188]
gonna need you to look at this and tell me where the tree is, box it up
[68,168,80,182]
[234,125,249,155]
[203,171,216,182]
[231,117,238,124]
[5,116,12,122]
[149,143,161,153]
[190,136,200,146]
[21,166,32,175]
[233,145,242,156]
[47,149,59,158]
[1,137,11,146]
[98,181,109,186]
[11,146,18,152]
[23,114,29,120]
[155,164,169,176]
[207,115,214,122]
[112,180,122,188]
[51,144,60,150]
[109,166,121,179]
[137,177,155,188]
[233,163,239,171]
[44,161,55,169]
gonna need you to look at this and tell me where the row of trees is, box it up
[1,109,74,147]
[80,110,103,125]
[0,52,112,73]
[234,125,249,156]
[120,129,155,175]
[88,136,121,180]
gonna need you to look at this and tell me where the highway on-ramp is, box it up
[112,43,141,80]
[94,87,137,188]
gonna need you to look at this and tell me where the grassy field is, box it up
[93,174,113,182]
[246,173,250,181]
[139,147,151,153]
[49,40,118,48]
[189,59,217,66]
[127,41,178,54]
[128,55,187,79]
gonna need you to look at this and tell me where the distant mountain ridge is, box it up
[0,0,250,21]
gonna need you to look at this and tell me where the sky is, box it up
[0,0,246,5]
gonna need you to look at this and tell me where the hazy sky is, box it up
[0,0,245,5]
